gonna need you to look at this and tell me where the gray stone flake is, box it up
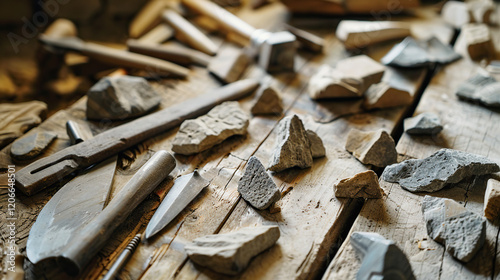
[306,130,326,158]
[382,149,500,192]
[251,85,283,115]
[456,73,500,108]
[185,226,280,275]
[268,115,313,172]
[238,156,281,210]
[334,170,383,199]
[172,101,249,155]
[10,131,57,160]
[86,75,161,120]
[363,82,412,110]
[404,112,443,135]
[345,129,397,167]
[422,196,486,262]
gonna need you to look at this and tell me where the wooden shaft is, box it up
[162,10,218,56]
[83,42,189,78]
[127,39,211,66]
[182,0,256,40]
[58,151,176,276]
[15,79,259,196]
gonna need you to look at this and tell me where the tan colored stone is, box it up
[306,130,326,158]
[0,101,47,149]
[251,85,283,115]
[484,179,500,220]
[209,47,249,84]
[308,65,363,99]
[345,129,397,167]
[463,23,495,61]
[363,82,412,110]
[336,20,411,49]
[335,170,383,198]
[336,55,385,93]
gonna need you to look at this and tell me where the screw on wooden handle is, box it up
[101,234,142,280]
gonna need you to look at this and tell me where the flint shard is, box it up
[350,232,415,280]
[86,75,161,121]
[462,23,495,61]
[422,196,486,262]
[172,101,249,155]
[208,47,249,84]
[345,129,397,167]
[463,82,500,108]
[334,170,383,199]
[0,101,47,149]
[426,37,462,65]
[250,85,283,115]
[336,20,411,49]
[404,112,443,135]
[268,115,313,172]
[336,55,385,93]
[185,226,280,275]
[456,73,496,103]
[238,156,281,210]
[10,131,57,160]
[308,65,363,99]
[484,179,500,220]
[306,130,325,158]
[382,149,500,193]
[363,82,412,110]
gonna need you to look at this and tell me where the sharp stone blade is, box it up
[145,171,209,239]
[26,156,117,264]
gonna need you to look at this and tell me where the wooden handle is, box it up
[82,42,189,78]
[127,39,211,66]
[58,151,176,276]
[182,0,255,39]
[162,10,218,55]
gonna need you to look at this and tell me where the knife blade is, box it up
[145,170,210,239]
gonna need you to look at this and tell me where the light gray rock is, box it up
[335,170,383,199]
[10,131,57,160]
[422,196,486,262]
[268,115,313,172]
[382,149,500,192]
[484,179,500,220]
[336,55,386,93]
[172,101,249,155]
[251,85,283,115]
[345,129,397,167]
[404,112,443,135]
[465,82,500,108]
[350,232,415,280]
[363,82,412,110]
[306,130,326,158]
[308,65,363,99]
[456,73,499,108]
[185,226,280,275]
[86,75,161,120]
[238,156,281,210]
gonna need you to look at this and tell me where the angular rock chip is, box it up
[185,225,280,275]
[350,232,415,280]
[306,130,326,158]
[382,149,500,192]
[308,65,363,99]
[345,129,397,167]
[382,36,461,67]
[251,84,283,115]
[336,20,411,49]
[462,23,495,61]
[10,131,57,160]
[456,73,496,100]
[462,82,500,108]
[336,55,385,93]
[0,101,48,149]
[86,75,161,120]
[363,82,412,110]
[238,156,281,210]
[334,170,383,199]
[422,196,486,262]
[268,115,313,172]
[404,112,443,135]
[484,179,500,220]
[208,47,249,84]
[442,1,471,28]
[172,101,249,155]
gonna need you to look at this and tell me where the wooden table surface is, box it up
[1,2,499,280]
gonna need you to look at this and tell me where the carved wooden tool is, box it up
[127,39,211,66]
[101,234,142,280]
[162,10,218,56]
[182,0,297,72]
[38,35,189,78]
[57,150,176,275]
[15,79,259,196]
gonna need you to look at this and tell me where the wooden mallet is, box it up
[182,0,297,73]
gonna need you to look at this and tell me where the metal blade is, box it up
[27,156,117,264]
[145,171,209,239]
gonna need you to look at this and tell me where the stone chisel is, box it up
[58,150,176,276]
[38,34,189,78]
[181,0,297,73]
[27,121,119,265]
[15,79,259,196]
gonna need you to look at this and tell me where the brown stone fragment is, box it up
[336,55,385,93]
[336,20,411,49]
[250,84,283,115]
[335,170,383,198]
[0,101,47,149]
[363,82,412,110]
[209,47,249,84]
[463,23,495,61]
[306,130,326,158]
[308,65,363,99]
[10,131,57,160]
[345,129,397,167]
[484,179,500,220]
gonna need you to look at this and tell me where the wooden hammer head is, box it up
[254,31,296,73]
